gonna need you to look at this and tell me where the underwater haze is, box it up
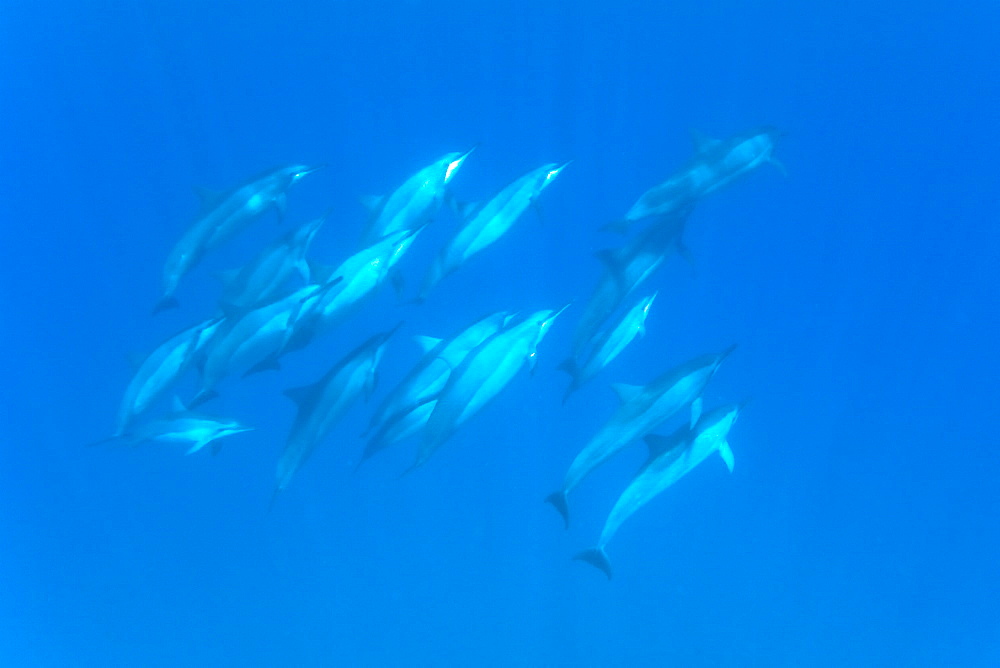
[3,2,999,666]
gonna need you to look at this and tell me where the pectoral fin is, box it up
[718,440,735,472]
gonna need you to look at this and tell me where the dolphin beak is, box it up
[295,164,326,179]
[549,160,573,179]
[445,146,477,182]
[548,301,573,323]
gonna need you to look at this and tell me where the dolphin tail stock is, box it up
[152,296,180,315]
[574,547,613,580]
[545,490,571,529]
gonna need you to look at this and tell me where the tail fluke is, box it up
[574,547,613,580]
[545,490,570,529]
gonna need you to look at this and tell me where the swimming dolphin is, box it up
[572,208,690,357]
[575,402,744,579]
[364,311,509,437]
[608,127,782,233]
[114,317,224,436]
[559,292,656,403]
[155,164,322,313]
[546,345,736,528]
[96,398,253,455]
[216,214,326,315]
[359,148,475,246]
[189,281,338,407]
[411,304,570,471]
[274,225,425,360]
[416,162,569,301]
[274,324,399,496]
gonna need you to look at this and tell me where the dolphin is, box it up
[274,225,425,360]
[416,162,569,301]
[274,324,399,495]
[575,402,744,579]
[571,208,690,357]
[546,345,736,528]
[608,127,782,233]
[559,292,656,403]
[359,148,475,246]
[216,214,326,315]
[411,304,570,471]
[114,317,224,436]
[97,398,253,455]
[189,281,339,407]
[155,164,323,313]
[364,310,509,437]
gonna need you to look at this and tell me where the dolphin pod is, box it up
[96,128,778,578]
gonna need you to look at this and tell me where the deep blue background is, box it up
[3,2,998,665]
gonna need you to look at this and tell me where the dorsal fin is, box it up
[307,259,336,285]
[193,186,225,211]
[691,130,720,153]
[413,335,442,354]
[126,351,146,372]
[453,200,479,219]
[282,384,315,408]
[213,268,241,286]
[360,195,386,212]
[611,382,642,405]
[594,248,620,272]
[170,396,187,413]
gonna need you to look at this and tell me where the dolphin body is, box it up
[571,209,690,358]
[575,402,743,579]
[610,127,782,233]
[364,311,510,437]
[99,398,253,455]
[189,282,337,407]
[114,317,224,436]
[216,214,325,315]
[412,305,569,471]
[359,148,475,246]
[416,162,570,301]
[276,226,425,360]
[560,292,657,403]
[274,325,398,495]
[156,164,322,313]
[546,345,736,528]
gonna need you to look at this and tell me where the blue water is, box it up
[3,2,998,665]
